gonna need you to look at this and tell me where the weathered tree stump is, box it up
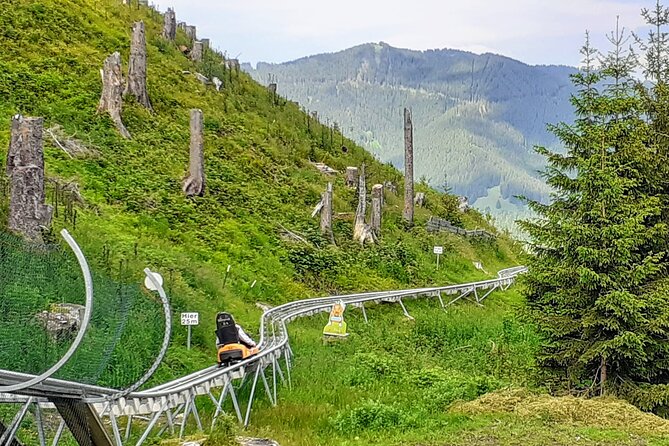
[191,41,204,62]
[201,38,210,51]
[371,184,383,234]
[184,25,197,42]
[320,182,334,243]
[177,21,186,31]
[162,8,176,41]
[7,116,52,242]
[414,192,425,207]
[125,21,153,111]
[183,109,205,197]
[345,166,359,187]
[353,164,376,244]
[403,108,414,225]
[98,52,131,139]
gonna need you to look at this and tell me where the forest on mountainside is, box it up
[246,43,577,233]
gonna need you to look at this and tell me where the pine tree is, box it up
[521,30,669,396]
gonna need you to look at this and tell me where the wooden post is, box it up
[320,182,334,243]
[7,115,52,242]
[162,8,176,41]
[371,184,383,234]
[184,25,197,42]
[403,108,414,225]
[125,21,152,111]
[345,166,359,187]
[191,41,204,62]
[98,52,131,139]
[353,164,367,242]
[182,109,205,197]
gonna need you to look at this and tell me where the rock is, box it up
[36,303,85,340]
[236,437,280,446]
[458,196,470,212]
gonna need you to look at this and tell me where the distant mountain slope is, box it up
[246,43,577,230]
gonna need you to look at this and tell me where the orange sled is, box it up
[217,343,259,367]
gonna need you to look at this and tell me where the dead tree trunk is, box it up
[403,107,414,225]
[98,52,131,139]
[184,25,197,42]
[353,164,376,244]
[191,41,204,62]
[125,21,152,111]
[371,184,383,235]
[201,38,210,51]
[162,8,176,41]
[414,192,425,207]
[7,116,52,242]
[320,182,334,243]
[345,166,359,187]
[183,109,205,197]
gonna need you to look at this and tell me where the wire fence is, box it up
[0,230,165,390]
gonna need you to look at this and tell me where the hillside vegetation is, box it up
[246,43,577,233]
[0,0,520,382]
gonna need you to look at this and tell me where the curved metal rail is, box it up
[0,266,526,446]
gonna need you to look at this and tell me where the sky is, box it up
[154,0,651,67]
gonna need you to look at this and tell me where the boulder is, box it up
[36,303,85,340]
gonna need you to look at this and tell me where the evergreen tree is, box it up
[521,30,669,396]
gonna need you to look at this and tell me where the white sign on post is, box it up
[433,246,443,269]
[180,312,199,350]
[180,312,199,325]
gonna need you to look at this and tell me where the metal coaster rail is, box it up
[0,229,526,446]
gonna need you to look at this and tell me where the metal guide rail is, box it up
[0,236,526,446]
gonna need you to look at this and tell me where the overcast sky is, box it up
[155,0,651,67]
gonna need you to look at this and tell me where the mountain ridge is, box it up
[246,42,578,232]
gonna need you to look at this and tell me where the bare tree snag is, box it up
[371,184,383,234]
[162,8,176,41]
[201,38,210,51]
[7,115,52,242]
[98,52,131,139]
[183,109,205,197]
[184,25,197,42]
[345,166,359,187]
[125,21,152,111]
[191,41,204,62]
[320,182,334,243]
[403,107,414,225]
[353,164,376,244]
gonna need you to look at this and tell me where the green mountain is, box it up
[246,43,577,232]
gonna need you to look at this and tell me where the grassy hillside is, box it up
[0,0,520,382]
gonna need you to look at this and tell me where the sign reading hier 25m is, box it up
[180,312,199,326]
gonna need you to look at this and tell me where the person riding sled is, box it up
[215,312,259,367]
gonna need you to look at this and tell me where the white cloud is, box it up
[154,0,650,65]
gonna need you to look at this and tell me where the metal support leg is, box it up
[438,291,445,309]
[361,304,368,323]
[275,357,286,385]
[272,358,278,405]
[34,403,46,446]
[473,287,479,303]
[284,349,292,391]
[243,365,262,427]
[477,285,498,303]
[179,397,192,439]
[136,407,166,446]
[260,365,275,406]
[52,420,65,446]
[124,416,133,443]
[398,299,414,320]
[0,398,33,446]
[109,414,123,446]
[189,391,203,432]
[447,289,472,306]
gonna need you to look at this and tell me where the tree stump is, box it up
[98,52,131,139]
[184,25,197,42]
[414,192,425,207]
[7,116,52,242]
[345,166,359,187]
[201,38,210,51]
[183,109,205,197]
[403,108,414,225]
[320,182,334,243]
[125,21,152,111]
[162,8,176,41]
[191,41,204,62]
[371,184,383,234]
